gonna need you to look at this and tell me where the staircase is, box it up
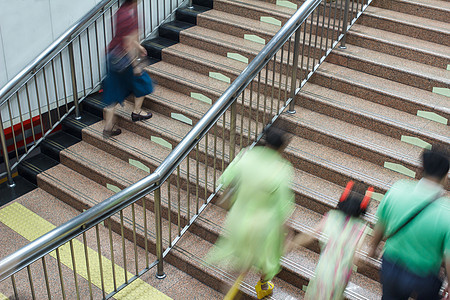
[0,0,449,298]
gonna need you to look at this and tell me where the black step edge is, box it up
[176,5,211,25]
[61,111,102,140]
[40,131,81,162]
[159,20,195,42]
[193,0,213,9]
[142,37,178,60]
[17,153,59,186]
[0,176,37,207]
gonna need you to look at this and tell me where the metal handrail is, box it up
[0,0,321,282]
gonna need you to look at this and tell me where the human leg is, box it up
[131,96,152,121]
[255,274,274,299]
[103,104,121,137]
[380,257,411,300]
[131,72,153,121]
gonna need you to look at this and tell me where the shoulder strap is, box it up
[386,193,442,239]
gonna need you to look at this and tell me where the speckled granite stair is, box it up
[178,26,450,120]
[346,24,450,68]
[0,188,221,299]
[360,6,450,46]
[370,0,450,23]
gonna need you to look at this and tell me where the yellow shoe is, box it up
[255,280,274,299]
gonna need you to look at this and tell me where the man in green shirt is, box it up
[369,148,449,300]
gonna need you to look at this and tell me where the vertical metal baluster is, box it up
[213,125,217,190]
[187,158,190,221]
[60,53,69,112]
[7,101,19,160]
[288,27,301,113]
[68,44,80,119]
[25,84,36,143]
[69,240,80,300]
[95,21,102,82]
[312,9,321,70]
[102,14,108,58]
[95,225,106,298]
[168,182,172,245]
[196,143,199,214]
[270,54,276,118]
[87,27,95,88]
[319,0,327,59]
[351,0,355,22]
[11,275,18,300]
[284,38,292,104]
[78,36,87,97]
[229,100,237,160]
[248,83,253,144]
[51,61,62,121]
[221,111,226,172]
[157,0,160,26]
[27,265,36,300]
[41,257,52,299]
[132,203,139,275]
[277,47,284,112]
[204,134,208,203]
[82,233,94,299]
[107,220,118,291]
[177,166,181,234]
[325,0,333,51]
[143,0,146,37]
[255,73,261,136]
[42,65,56,122]
[339,0,351,48]
[154,187,166,278]
[33,77,45,137]
[300,23,307,84]
[332,0,339,43]
[306,11,315,75]
[120,210,128,283]
[16,93,28,153]
[142,198,149,268]
[263,65,269,125]
[240,90,245,148]
[56,248,67,300]
[337,0,343,37]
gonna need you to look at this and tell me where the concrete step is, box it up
[360,6,450,46]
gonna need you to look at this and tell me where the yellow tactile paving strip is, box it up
[0,203,171,299]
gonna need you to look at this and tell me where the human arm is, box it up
[368,222,385,259]
[285,214,326,253]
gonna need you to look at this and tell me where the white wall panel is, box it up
[0,27,7,88]
[49,0,97,38]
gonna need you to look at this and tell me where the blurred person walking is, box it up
[102,0,153,137]
[369,147,450,300]
[287,181,373,300]
[207,127,294,299]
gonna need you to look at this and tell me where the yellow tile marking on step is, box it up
[244,34,266,45]
[0,292,7,300]
[384,162,416,178]
[432,87,450,98]
[171,112,193,125]
[260,16,282,26]
[400,136,432,150]
[209,72,231,83]
[191,92,212,104]
[227,53,249,64]
[107,183,122,193]
[0,203,171,300]
[371,192,384,202]
[151,136,173,149]
[276,0,297,9]
[447,64,450,71]
[416,110,448,125]
[129,159,151,173]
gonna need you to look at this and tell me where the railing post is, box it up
[154,187,166,279]
[0,113,15,187]
[339,0,351,49]
[188,0,193,9]
[229,101,237,160]
[287,26,302,114]
[68,44,81,120]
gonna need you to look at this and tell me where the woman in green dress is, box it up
[207,127,294,299]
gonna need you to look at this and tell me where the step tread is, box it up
[334,44,450,85]
[350,24,450,60]
[365,5,450,33]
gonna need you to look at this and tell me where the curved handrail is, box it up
[0,0,118,107]
[0,0,322,281]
